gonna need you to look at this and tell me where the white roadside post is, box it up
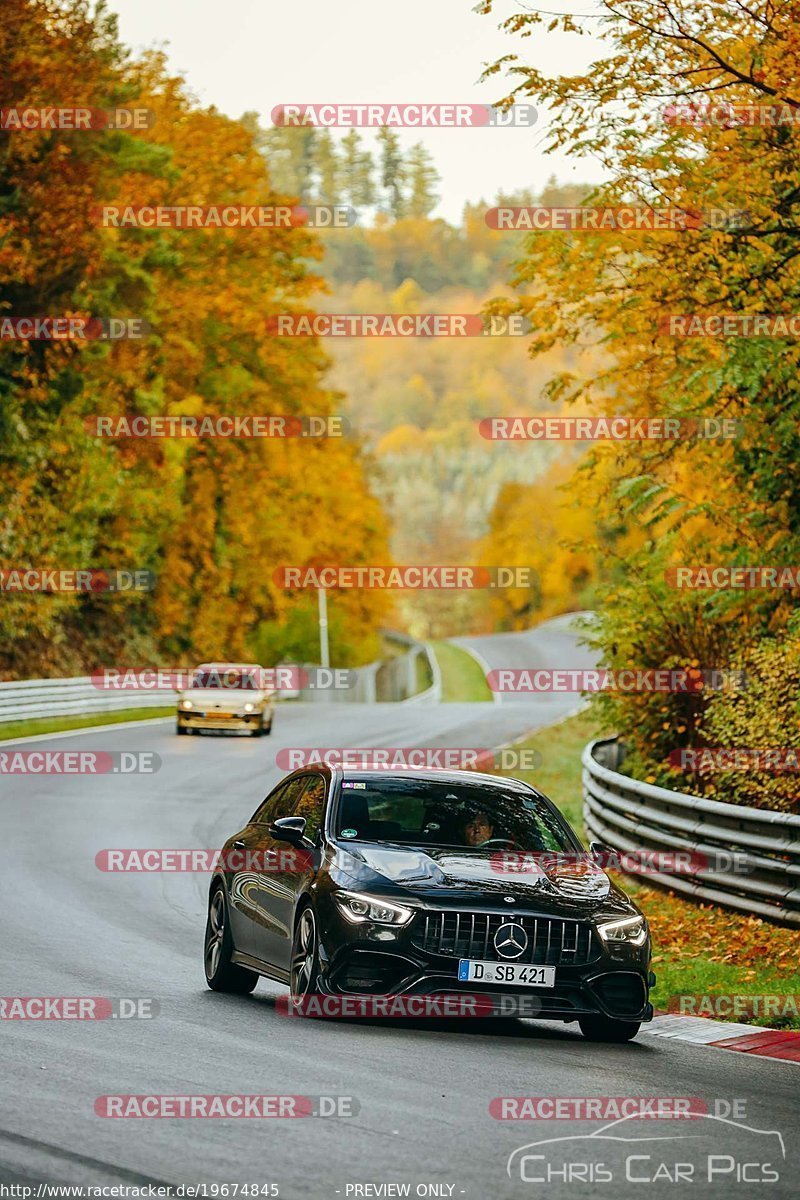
[318,586,330,670]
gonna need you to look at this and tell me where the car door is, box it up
[264,772,328,973]
[225,783,282,955]
[227,776,305,958]
[246,774,312,967]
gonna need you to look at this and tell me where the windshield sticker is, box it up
[340,828,358,838]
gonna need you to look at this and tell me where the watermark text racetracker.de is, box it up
[0,750,160,775]
[666,564,800,589]
[489,848,753,878]
[265,314,526,337]
[95,205,356,229]
[0,317,147,340]
[490,1097,747,1121]
[275,747,542,771]
[479,416,739,441]
[87,415,348,439]
[485,206,750,232]
[487,667,747,694]
[271,102,537,127]
[95,848,313,873]
[89,666,356,692]
[669,747,800,773]
[274,566,534,590]
[0,106,154,130]
[0,568,154,593]
[95,1095,358,1118]
[660,313,800,337]
[664,101,800,128]
[0,997,157,1019]
[668,994,800,1021]
[275,993,546,1018]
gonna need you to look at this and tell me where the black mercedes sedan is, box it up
[204,765,654,1041]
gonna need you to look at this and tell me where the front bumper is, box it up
[317,902,652,1023]
[177,710,265,731]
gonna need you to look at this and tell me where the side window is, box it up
[252,776,308,825]
[290,774,327,842]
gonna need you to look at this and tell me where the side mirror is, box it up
[270,815,307,846]
[589,840,617,866]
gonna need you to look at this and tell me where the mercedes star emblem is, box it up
[494,922,528,960]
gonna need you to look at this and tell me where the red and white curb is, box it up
[645,1014,800,1062]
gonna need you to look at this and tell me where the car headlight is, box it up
[333,890,414,925]
[596,914,648,946]
[243,702,255,712]
[180,700,193,710]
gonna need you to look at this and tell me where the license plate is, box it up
[212,712,234,719]
[457,960,555,987]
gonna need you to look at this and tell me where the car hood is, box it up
[332,842,626,916]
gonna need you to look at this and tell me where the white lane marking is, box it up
[448,639,502,704]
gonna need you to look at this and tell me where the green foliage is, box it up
[0,0,391,678]
[477,0,800,807]
[690,615,800,812]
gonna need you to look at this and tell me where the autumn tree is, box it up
[314,128,341,202]
[405,143,440,217]
[479,0,800,802]
[377,125,406,218]
[0,0,392,675]
[339,130,376,208]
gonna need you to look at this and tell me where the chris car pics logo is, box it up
[507,1113,784,1185]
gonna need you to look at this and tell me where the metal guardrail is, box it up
[401,643,442,705]
[0,635,441,722]
[0,676,172,724]
[583,736,800,928]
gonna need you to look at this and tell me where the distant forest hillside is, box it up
[247,119,600,636]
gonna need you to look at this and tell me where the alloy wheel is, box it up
[205,890,225,980]
[291,907,317,997]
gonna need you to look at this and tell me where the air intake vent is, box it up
[593,972,646,1017]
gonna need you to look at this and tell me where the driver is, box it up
[465,811,494,847]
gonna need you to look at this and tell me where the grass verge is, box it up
[432,641,493,702]
[0,707,174,742]
[499,710,800,1030]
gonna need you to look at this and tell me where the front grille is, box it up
[411,911,599,966]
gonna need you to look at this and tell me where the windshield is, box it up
[335,777,578,852]
[191,668,257,690]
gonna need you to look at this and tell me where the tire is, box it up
[204,886,258,994]
[176,723,187,736]
[579,1015,641,1043]
[251,714,265,738]
[290,905,321,1009]
[263,717,273,736]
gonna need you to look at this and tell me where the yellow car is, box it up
[176,662,275,738]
